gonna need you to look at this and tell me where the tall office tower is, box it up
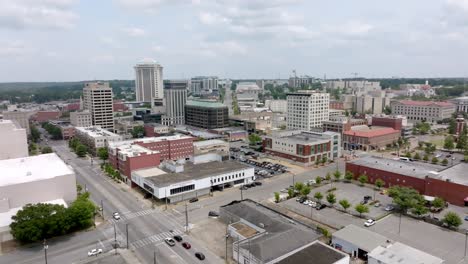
[162,80,188,126]
[134,59,164,106]
[82,82,115,131]
[286,90,329,130]
[190,76,218,95]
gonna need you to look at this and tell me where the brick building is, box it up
[343,127,400,151]
[32,111,61,123]
[346,156,468,206]
[370,116,403,130]
[322,117,368,140]
[144,123,170,137]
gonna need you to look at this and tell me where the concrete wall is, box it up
[332,236,359,258]
[0,121,28,160]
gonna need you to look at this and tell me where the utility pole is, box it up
[398,213,402,235]
[43,239,48,264]
[114,223,117,255]
[126,223,129,249]
[101,200,104,219]
[464,230,468,258]
[154,250,157,264]
[165,189,168,210]
[225,234,229,263]
[240,185,244,200]
[185,201,189,233]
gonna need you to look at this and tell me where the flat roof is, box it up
[332,224,390,252]
[135,160,251,187]
[347,156,444,179]
[193,139,227,148]
[186,100,226,108]
[75,126,120,138]
[436,163,468,186]
[109,134,193,149]
[368,242,444,264]
[117,144,159,157]
[345,126,400,138]
[270,131,334,144]
[277,241,348,264]
[231,222,259,238]
[0,153,74,187]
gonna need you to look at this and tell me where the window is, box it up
[170,184,195,195]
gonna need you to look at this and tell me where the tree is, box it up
[287,188,294,199]
[274,192,280,203]
[355,204,369,217]
[97,147,108,161]
[339,199,351,212]
[432,197,445,210]
[383,105,392,115]
[315,158,320,167]
[423,154,429,162]
[326,193,336,206]
[424,143,436,154]
[333,170,342,182]
[325,172,331,182]
[448,118,456,134]
[301,186,311,198]
[294,182,305,193]
[375,179,385,190]
[321,156,328,165]
[388,186,425,213]
[248,133,262,145]
[457,133,467,151]
[431,157,439,164]
[345,171,354,182]
[413,152,421,160]
[131,126,145,138]
[41,146,53,154]
[69,138,79,150]
[315,176,322,184]
[314,192,323,203]
[76,144,87,157]
[444,135,454,151]
[441,158,448,166]
[442,211,462,228]
[358,175,368,186]
[404,152,412,158]
[29,142,38,155]
[30,125,41,143]
[411,204,429,217]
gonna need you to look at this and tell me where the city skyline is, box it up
[2,0,468,81]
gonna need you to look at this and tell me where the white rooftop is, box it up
[108,134,193,149]
[133,167,166,178]
[368,242,444,264]
[0,199,67,228]
[75,126,120,138]
[0,153,74,187]
[193,139,227,148]
[117,144,159,158]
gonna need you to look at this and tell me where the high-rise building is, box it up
[185,100,229,129]
[134,59,164,105]
[286,90,329,130]
[82,82,114,131]
[190,76,218,96]
[162,80,188,126]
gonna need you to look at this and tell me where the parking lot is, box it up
[230,146,287,179]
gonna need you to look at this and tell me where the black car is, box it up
[208,211,219,217]
[316,204,326,210]
[195,252,205,260]
[173,235,183,242]
[363,195,372,200]
[189,198,199,203]
[254,182,262,186]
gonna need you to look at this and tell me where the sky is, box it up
[1,0,468,82]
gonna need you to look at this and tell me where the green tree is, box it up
[431,157,439,164]
[321,156,328,165]
[66,192,96,230]
[294,182,305,193]
[432,197,445,210]
[388,186,425,213]
[326,193,336,206]
[41,146,53,154]
[287,188,294,199]
[333,170,342,182]
[413,152,421,160]
[345,171,354,182]
[301,186,311,198]
[29,142,38,155]
[339,199,351,212]
[315,176,322,184]
[375,179,385,190]
[97,147,109,161]
[274,192,280,203]
[444,135,455,151]
[383,105,392,115]
[358,175,368,186]
[30,125,41,143]
[76,144,87,157]
[441,158,448,166]
[325,172,331,182]
[448,118,457,134]
[248,133,262,145]
[131,126,145,138]
[69,138,79,150]
[315,158,320,167]
[442,211,462,228]
[411,204,429,217]
[314,192,323,203]
[355,204,369,217]
[423,154,429,162]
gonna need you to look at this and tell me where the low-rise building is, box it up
[343,126,400,151]
[391,100,456,122]
[0,153,77,242]
[70,110,92,127]
[263,130,341,166]
[265,100,287,113]
[31,111,61,123]
[230,112,286,133]
[74,126,123,155]
[209,127,249,142]
[132,160,254,203]
[114,118,144,139]
[368,242,444,264]
[185,100,229,129]
[49,120,75,140]
[0,119,28,160]
[144,123,170,137]
[453,96,468,113]
[276,241,350,264]
[322,117,368,140]
[193,139,229,156]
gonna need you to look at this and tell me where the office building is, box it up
[31,111,61,123]
[190,76,218,96]
[2,110,32,134]
[263,130,341,166]
[134,59,164,103]
[70,110,92,127]
[322,117,368,140]
[286,90,330,130]
[265,100,287,113]
[82,82,114,131]
[326,80,381,95]
[288,75,315,88]
[185,100,229,129]
[0,119,28,160]
[74,126,122,154]
[163,80,188,126]
[391,100,456,122]
[453,96,468,113]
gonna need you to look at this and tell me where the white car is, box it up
[165,238,176,246]
[113,212,121,220]
[303,200,310,205]
[88,248,103,256]
[364,219,375,227]
[309,201,317,207]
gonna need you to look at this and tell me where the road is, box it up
[0,140,223,264]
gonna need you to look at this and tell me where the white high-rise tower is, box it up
[134,58,164,107]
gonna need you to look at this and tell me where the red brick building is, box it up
[330,100,344,110]
[346,156,468,206]
[32,111,61,123]
[371,116,403,131]
[343,127,400,151]
[113,100,128,112]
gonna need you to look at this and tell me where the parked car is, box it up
[195,252,206,260]
[374,202,381,207]
[363,195,372,200]
[384,205,394,211]
[316,204,326,210]
[364,219,375,227]
[360,200,368,205]
[113,212,121,220]
[189,198,199,203]
[280,188,288,193]
[173,235,183,242]
[165,238,176,246]
[208,211,219,217]
[182,242,191,249]
[88,249,102,257]
[254,182,262,186]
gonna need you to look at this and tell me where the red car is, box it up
[182,242,191,249]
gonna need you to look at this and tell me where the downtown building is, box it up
[0,119,28,160]
[162,80,188,126]
[286,90,330,130]
[82,82,115,131]
[185,100,229,129]
[390,100,456,122]
[190,76,218,96]
[74,126,123,155]
[134,59,164,108]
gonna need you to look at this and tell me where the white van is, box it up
[399,157,410,162]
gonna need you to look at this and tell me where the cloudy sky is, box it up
[1,0,468,82]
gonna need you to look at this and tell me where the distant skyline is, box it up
[1,0,468,82]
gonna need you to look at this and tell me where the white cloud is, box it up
[446,0,468,11]
[118,0,194,12]
[90,55,115,63]
[0,0,78,30]
[200,41,247,56]
[122,27,146,37]
[0,41,32,57]
[152,45,163,52]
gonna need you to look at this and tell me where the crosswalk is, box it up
[130,229,184,249]
[109,209,156,223]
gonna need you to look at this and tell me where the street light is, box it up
[225,234,230,263]
[43,239,48,264]
[464,229,468,258]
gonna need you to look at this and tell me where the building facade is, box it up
[185,100,229,129]
[263,130,341,166]
[144,123,170,137]
[190,76,218,96]
[391,100,456,122]
[453,96,468,113]
[134,59,164,103]
[82,82,115,131]
[287,90,330,130]
[70,110,92,127]
[2,111,32,134]
[0,119,28,160]
[74,126,122,154]
[322,118,368,140]
[288,76,315,88]
[163,80,188,126]
[343,127,400,151]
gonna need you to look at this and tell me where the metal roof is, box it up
[332,225,390,252]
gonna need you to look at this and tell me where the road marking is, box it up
[108,209,157,223]
[130,229,184,250]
